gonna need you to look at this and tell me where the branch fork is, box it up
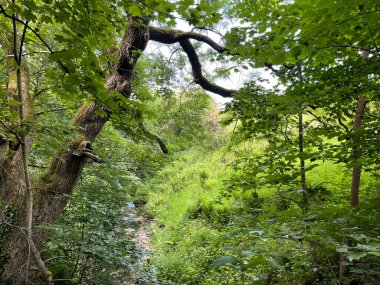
[77,141,103,163]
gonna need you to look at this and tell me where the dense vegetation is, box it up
[0,0,379,284]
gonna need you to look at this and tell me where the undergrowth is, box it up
[139,140,380,284]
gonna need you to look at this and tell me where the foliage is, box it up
[142,136,380,284]
[1,0,379,284]
[226,0,379,65]
[142,147,232,284]
[147,90,223,151]
[138,1,380,283]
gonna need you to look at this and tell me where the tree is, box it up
[0,0,236,282]
[222,0,379,281]
[225,0,379,207]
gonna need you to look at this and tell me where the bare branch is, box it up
[149,26,233,54]
[36,107,66,116]
[6,50,67,57]
[77,141,104,162]
[139,122,168,153]
[0,120,23,144]
[264,62,280,75]
[0,4,71,74]
[337,116,350,133]
[149,26,236,97]
[167,47,181,64]
[306,110,329,128]
[193,26,224,37]
[28,163,48,169]
[179,39,235,97]
[81,151,103,162]
[18,20,28,65]
[33,87,49,99]
[367,24,379,53]
[149,26,297,95]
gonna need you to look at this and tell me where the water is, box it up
[122,201,158,284]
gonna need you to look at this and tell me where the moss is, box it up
[33,174,57,195]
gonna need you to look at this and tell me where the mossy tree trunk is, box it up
[1,20,149,282]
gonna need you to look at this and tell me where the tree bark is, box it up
[350,50,369,209]
[0,52,34,282]
[296,62,307,204]
[350,95,367,209]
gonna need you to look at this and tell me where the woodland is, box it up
[0,0,379,284]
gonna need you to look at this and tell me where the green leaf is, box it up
[336,245,348,253]
[128,5,142,16]
[210,256,236,269]
[349,234,369,242]
[271,53,287,65]
[266,258,281,269]
[248,230,264,236]
[347,251,367,262]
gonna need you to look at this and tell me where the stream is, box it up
[122,201,157,284]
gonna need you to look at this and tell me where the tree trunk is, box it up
[0,52,34,281]
[296,62,307,204]
[349,50,369,209]
[350,95,367,209]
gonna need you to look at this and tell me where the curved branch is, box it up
[180,39,235,97]
[337,116,350,133]
[149,27,236,97]
[149,26,296,92]
[139,122,168,153]
[149,26,231,54]
[264,62,280,75]
[193,26,224,38]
